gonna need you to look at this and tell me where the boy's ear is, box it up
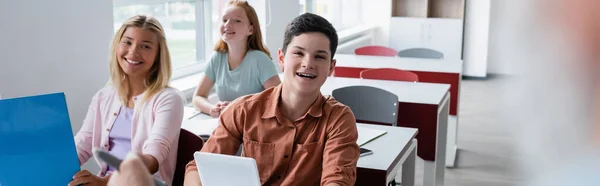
[328,59,337,76]
[278,49,285,72]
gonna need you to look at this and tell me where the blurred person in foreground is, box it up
[504,0,600,185]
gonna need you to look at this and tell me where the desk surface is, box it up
[278,75,450,105]
[334,54,463,74]
[320,76,450,105]
[182,118,418,173]
[357,123,418,171]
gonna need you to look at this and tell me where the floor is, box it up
[395,76,522,186]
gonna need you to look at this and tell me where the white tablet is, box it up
[193,152,261,186]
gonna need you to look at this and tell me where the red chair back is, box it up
[360,68,419,82]
[354,46,398,57]
[172,129,204,186]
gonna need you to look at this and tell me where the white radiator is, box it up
[337,34,373,54]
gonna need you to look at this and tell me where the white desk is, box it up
[321,76,449,105]
[279,74,449,104]
[183,117,418,186]
[320,76,449,186]
[356,123,418,186]
[185,77,449,186]
[334,54,463,74]
[333,54,461,168]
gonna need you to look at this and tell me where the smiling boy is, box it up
[184,13,359,186]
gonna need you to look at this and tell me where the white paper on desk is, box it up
[356,126,387,147]
[181,118,219,136]
[183,106,201,119]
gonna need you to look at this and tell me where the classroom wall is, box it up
[487,0,518,75]
[463,0,491,77]
[336,0,391,55]
[254,0,393,63]
[362,0,392,47]
[0,0,113,172]
[247,0,267,45]
[264,0,300,71]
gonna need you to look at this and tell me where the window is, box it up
[299,0,308,13]
[300,0,363,31]
[113,0,209,79]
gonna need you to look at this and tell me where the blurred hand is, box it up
[217,101,230,110]
[68,170,108,186]
[107,153,154,186]
[210,101,230,118]
[209,105,221,118]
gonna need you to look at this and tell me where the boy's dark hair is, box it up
[282,13,338,60]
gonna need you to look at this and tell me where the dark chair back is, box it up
[172,129,204,186]
[333,86,399,126]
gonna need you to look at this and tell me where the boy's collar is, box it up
[262,84,325,120]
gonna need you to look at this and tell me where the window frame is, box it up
[302,0,363,32]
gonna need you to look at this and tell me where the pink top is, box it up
[74,86,184,185]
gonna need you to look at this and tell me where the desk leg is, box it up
[446,116,458,167]
[425,92,450,186]
[423,161,436,186]
[436,93,450,186]
[402,139,417,186]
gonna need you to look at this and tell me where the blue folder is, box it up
[0,93,80,185]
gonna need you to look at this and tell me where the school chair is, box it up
[173,129,204,186]
[397,48,444,59]
[360,68,419,82]
[332,86,399,126]
[354,46,398,57]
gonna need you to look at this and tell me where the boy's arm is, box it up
[321,108,360,186]
[183,167,202,186]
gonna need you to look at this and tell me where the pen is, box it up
[188,111,202,119]
[93,149,168,186]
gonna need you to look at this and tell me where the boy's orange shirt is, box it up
[186,84,359,186]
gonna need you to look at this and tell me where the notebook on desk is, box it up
[357,125,387,146]
[181,118,220,136]
[0,93,80,185]
[183,106,201,119]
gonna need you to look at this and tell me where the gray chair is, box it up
[332,86,399,126]
[397,48,444,59]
